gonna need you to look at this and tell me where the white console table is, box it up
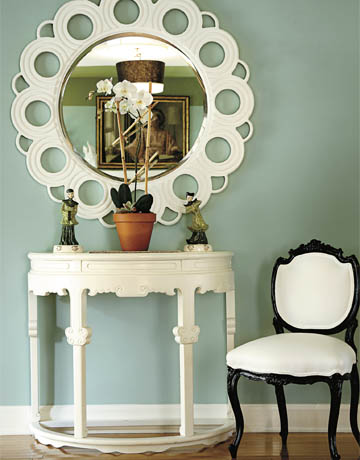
[28,251,236,453]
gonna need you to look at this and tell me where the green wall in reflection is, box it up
[62,75,204,157]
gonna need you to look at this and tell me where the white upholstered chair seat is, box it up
[226,333,356,377]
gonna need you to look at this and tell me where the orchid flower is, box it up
[119,99,132,115]
[96,78,113,95]
[113,80,137,99]
[104,97,117,113]
[129,106,152,124]
[132,89,153,112]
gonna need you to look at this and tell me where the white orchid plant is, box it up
[88,78,157,214]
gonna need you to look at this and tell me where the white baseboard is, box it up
[0,404,357,435]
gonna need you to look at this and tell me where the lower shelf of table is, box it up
[30,420,234,454]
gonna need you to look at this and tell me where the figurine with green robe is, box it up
[184,192,210,246]
[59,188,79,246]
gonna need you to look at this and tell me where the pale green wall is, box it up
[0,0,358,407]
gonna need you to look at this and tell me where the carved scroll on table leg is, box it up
[173,287,199,437]
[66,289,91,439]
[28,291,40,422]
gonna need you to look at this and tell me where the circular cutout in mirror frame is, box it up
[11,0,254,227]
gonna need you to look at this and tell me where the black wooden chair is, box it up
[227,240,359,460]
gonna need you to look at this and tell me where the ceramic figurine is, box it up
[184,192,212,252]
[54,189,83,253]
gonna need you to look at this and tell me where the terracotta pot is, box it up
[113,212,156,251]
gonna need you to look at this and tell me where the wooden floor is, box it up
[0,433,358,460]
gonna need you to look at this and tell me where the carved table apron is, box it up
[28,251,236,453]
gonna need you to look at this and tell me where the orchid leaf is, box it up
[110,187,121,208]
[118,183,132,206]
[135,194,153,213]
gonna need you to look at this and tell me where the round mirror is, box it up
[11,0,254,226]
[60,35,206,181]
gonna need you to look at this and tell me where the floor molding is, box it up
[0,403,357,435]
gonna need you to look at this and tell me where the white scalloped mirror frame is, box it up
[11,0,254,226]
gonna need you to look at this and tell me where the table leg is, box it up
[65,289,92,438]
[28,291,40,422]
[226,290,236,353]
[173,288,200,437]
[226,289,236,418]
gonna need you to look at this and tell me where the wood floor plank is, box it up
[0,433,358,459]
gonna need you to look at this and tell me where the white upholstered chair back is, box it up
[275,252,355,330]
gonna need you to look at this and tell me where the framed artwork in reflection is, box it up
[96,95,189,170]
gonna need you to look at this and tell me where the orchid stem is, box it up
[134,126,143,202]
[115,100,128,184]
[128,152,159,185]
[144,82,153,194]
[128,160,159,184]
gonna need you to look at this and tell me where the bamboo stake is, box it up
[128,160,159,184]
[124,126,141,141]
[111,101,159,147]
[128,152,159,184]
[144,81,153,194]
[115,100,128,183]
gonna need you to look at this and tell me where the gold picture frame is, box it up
[96,95,189,169]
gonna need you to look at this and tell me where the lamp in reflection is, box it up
[116,60,165,94]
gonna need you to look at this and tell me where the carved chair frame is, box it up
[227,240,360,460]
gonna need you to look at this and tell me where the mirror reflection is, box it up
[61,35,206,180]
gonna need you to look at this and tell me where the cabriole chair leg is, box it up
[350,364,360,445]
[328,377,343,460]
[275,384,288,455]
[227,369,244,459]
